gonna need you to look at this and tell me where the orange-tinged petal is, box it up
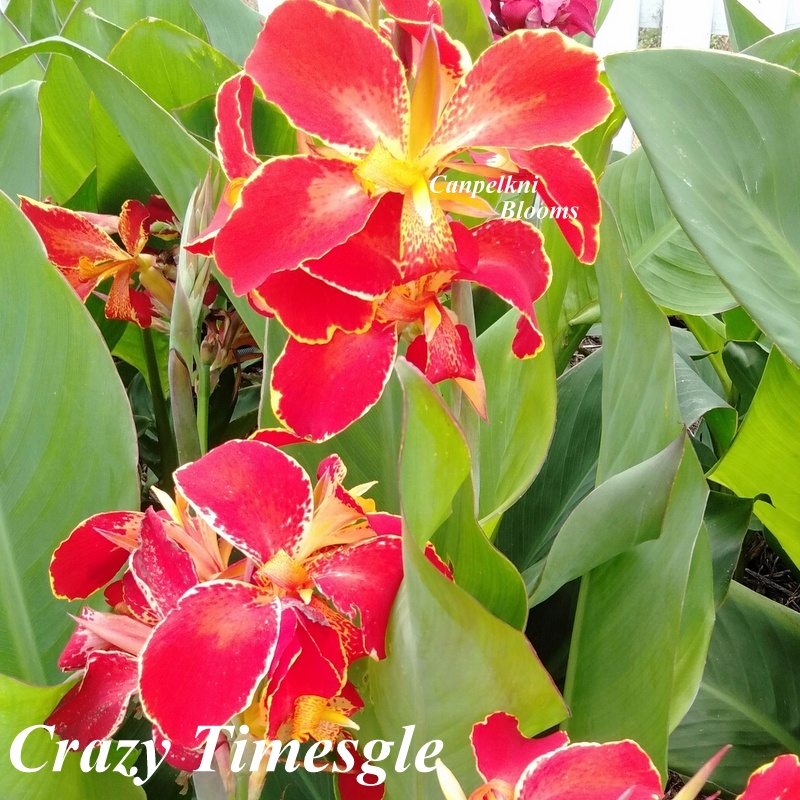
[424,29,613,164]
[409,26,442,160]
[104,262,153,328]
[738,755,800,800]
[509,145,601,264]
[246,0,410,157]
[254,268,377,344]
[174,439,314,566]
[216,72,260,181]
[139,582,283,749]
[118,199,150,257]
[272,324,399,442]
[214,155,378,295]
[20,196,129,268]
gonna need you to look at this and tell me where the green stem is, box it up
[452,281,481,503]
[258,316,272,428]
[142,327,177,488]
[682,314,734,400]
[197,359,211,455]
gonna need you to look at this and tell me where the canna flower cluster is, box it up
[483,0,599,39]
[21,195,179,328]
[46,439,444,779]
[189,0,613,441]
[434,712,800,800]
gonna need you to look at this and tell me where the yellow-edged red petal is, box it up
[738,755,800,800]
[216,72,260,181]
[138,582,283,749]
[174,439,314,566]
[424,29,613,163]
[246,0,410,157]
[253,268,377,344]
[271,324,399,442]
[509,144,601,264]
[213,155,377,295]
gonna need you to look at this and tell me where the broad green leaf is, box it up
[0,14,42,91]
[439,0,491,59]
[723,0,772,51]
[669,582,800,794]
[187,0,262,64]
[396,358,470,546]
[722,340,768,415]
[564,208,710,776]
[527,436,685,606]
[0,193,138,684]
[596,203,683,480]
[363,538,567,800]
[4,0,61,40]
[723,305,760,341]
[605,50,800,367]
[674,352,736,450]
[602,147,735,315]
[477,309,556,524]
[0,674,144,799]
[496,349,602,574]
[711,350,800,567]
[745,28,800,71]
[0,38,213,216]
[91,19,236,209]
[433,480,527,629]
[38,0,206,203]
[0,80,40,199]
[565,439,710,777]
[704,491,753,608]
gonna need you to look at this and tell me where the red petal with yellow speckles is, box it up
[46,651,138,748]
[50,511,142,600]
[406,315,477,383]
[175,439,313,565]
[130,509,198,617]
[104,263,153,328]
[454,218,550,358]
[20,196,128,268]
[247,0,409,156]
[216,72,259,181]
[254,268,376,344]
[272,324,399,442]
[214,155,377,295]
[118,199,150,257]
[472,712,568,786]
[517,740,662,800]
[738,755,800,800]
[510,145,601,264]
[425,29,612,163]
[308,535,403,659]
[263,604,349,739]
[304,194,403,300]
[139,582,283,749]
[58,607,113,671]
[401,191,459,279]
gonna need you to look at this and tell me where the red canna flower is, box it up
[20,196,177,327]
[46,441,430,773]
[435,712,662,800]
[736,755,800,800]
[485,0,599,39]
[188,0,611,441]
